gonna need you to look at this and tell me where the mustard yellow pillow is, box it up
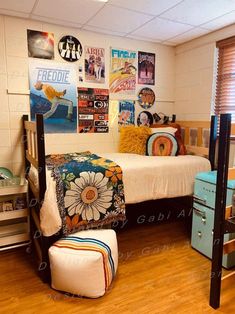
[119,125,152,155]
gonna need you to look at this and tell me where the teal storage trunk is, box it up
[194,171,235,208]
[191,171,235,269]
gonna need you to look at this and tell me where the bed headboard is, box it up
[22,114,46,203]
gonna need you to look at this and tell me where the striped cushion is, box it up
[49,229,118,298]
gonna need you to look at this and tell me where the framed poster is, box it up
[29,59,77,133]
[78,88,109,133]
[110,48,137,95]
[85,46,105,83]
[138,51,155,85]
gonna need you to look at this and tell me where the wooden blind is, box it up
[214,36,235,121]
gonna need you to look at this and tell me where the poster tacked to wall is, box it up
[85,46,105,83]
[138,51,155,85]
[110,48,137,95]
[78,88,109,133]
[27,29,54,60]
[29,59,77,133]
[118,101,135,129]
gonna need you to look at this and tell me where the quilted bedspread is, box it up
[46,152,126,235]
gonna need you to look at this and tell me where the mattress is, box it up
[29,153,211,236]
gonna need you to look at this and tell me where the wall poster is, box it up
[84,46,105,83]
[77,88,109,133]
[110,48,137,95]
[118,101,135,129]
[138,51,155,85]
[29,59,77,133]
[27,29,54,60]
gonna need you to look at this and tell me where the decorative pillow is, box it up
[146,132,178,156]
[151,123,186,155]
[151,127,177,135]
[119,125,152,155]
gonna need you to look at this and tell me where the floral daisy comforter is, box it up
[46,152,126,235]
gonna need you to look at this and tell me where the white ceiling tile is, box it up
[169,27,211,44]
[131,17,193,41]
[126,34,161,43]
[83,25,127,37]
[160,0,235,26]
[31,15,82,29]
[108,0,183,16]
[0,0,35,12]
[201,10,235,30]
[33,0,105,25]
[86,4,153,33]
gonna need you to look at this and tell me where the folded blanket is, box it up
[46,152,126,235]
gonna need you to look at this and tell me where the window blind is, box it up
[214,36,235,122]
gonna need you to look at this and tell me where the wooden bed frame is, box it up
[22,114,217,283]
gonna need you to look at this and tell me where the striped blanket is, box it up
[53,235,115,289]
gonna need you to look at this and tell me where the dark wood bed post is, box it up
[209,113,231,309]
[22,115,30,176]
[35,114,52,283]
[208,115,218,171]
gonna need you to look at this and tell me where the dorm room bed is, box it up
[22,114,217,282]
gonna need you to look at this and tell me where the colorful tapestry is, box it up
[46,152,126,235]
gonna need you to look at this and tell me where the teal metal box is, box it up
[194,171,235,209]
[192,171,235,269]
[191,203,235,268]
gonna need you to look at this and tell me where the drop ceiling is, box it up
[0,0,235,46]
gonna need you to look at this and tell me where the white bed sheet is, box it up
[33,153,210,236]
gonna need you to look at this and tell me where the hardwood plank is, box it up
[0,221,235,313]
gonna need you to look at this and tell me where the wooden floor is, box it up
[1,221,235,314]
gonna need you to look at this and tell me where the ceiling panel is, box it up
[201,10,235,30]
[161,0,235,26]
[131,17,193,41]
[108,0,183,16]
[33,0,105,25]
[0,9,29,18]
[83,25,127,37]
[87,4,153,33]
[31,14,82,29]
[0,0,35,13]
[169,27,210,44]
[126,34,161,43]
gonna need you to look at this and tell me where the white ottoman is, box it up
[49,229,118,298]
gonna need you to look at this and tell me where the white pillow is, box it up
[151,127,177,135]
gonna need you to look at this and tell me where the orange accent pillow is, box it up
[119,125,152,155]
[151,123,186,155]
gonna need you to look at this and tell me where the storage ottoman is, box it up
[49,229,118,298]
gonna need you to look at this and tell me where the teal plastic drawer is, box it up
[191,202,235,269]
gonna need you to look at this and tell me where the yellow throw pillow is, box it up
[119,125,152,155]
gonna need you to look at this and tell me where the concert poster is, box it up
[77,88,109,133]
[85,46,105,83]
[138,51,155,85]
[29,59,77,133]
[118,100,135,130]
[110,48,137,95]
